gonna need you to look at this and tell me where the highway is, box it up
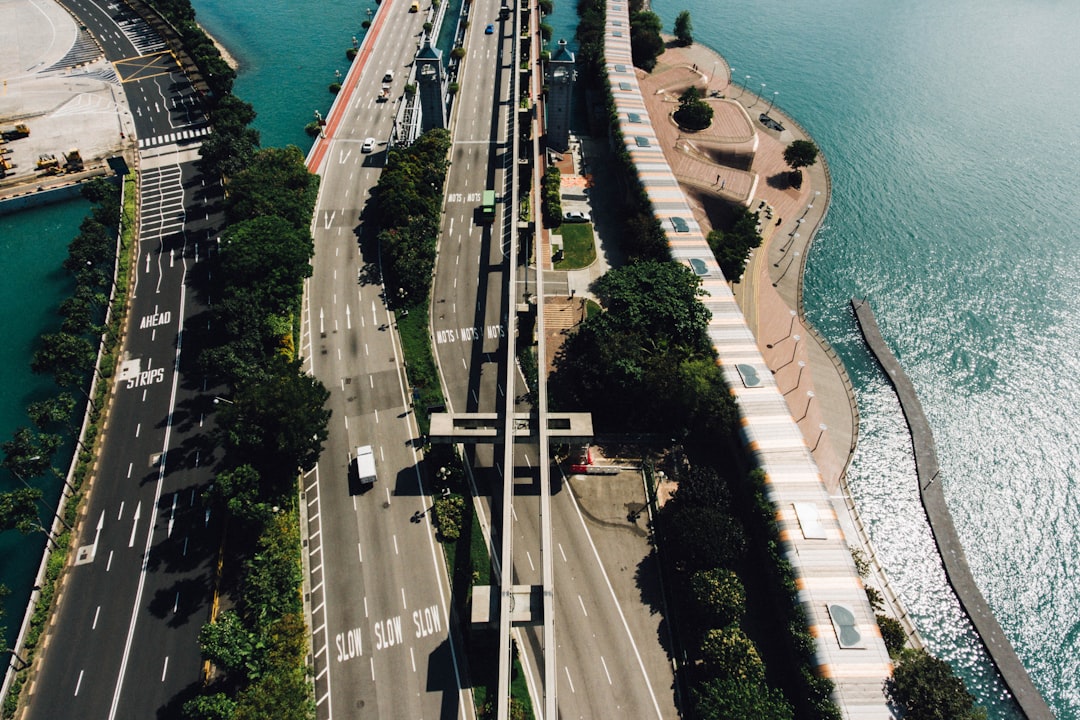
[301,1,471,718]
[425,2,678,717]
[23,1,223,717]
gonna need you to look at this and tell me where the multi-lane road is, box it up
[426,6,678,717]
[22,1,222,718]
[19,0,678,716]
[301,2,472,718]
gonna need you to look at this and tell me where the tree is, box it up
[199,610,259,678]
[783,139,819,171]
[674,86,713,131]
[692,675,793,720]
[783,139,819,189]
[226,146,320,231]
[674,10,693,46]
[876,614,907,657]
[2,427,63,479]
[886,649,986,720]
[656,503,745,573]
[690,568,746,628]
[218,357,331,483]
[182,693,237,720]
[31,332,96,387]
[27,394,76,432]
[707,207,763,280]
[630,10,664,71]
[593,262,712,350]
[239,513,303,628]
[217,215,314,321]
[206,464,271,526]
[700,626,764,681]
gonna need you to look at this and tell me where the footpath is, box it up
[634,39,923,644]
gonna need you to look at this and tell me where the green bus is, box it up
[481,189,496,219]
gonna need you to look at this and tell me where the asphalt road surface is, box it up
[301,1,471,718]
[23,2,223,717]
[428,4,678,717]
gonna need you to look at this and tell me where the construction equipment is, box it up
[1,124,30,141]
[63,148,84,172]
[36,154,59,173]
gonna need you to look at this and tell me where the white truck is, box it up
[355,445,377,485]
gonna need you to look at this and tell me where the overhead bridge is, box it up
[428,412,593,445]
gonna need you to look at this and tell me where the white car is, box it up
[563,210,590,223]
[361,137,376,153]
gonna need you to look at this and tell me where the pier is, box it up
[851,297,1054,720]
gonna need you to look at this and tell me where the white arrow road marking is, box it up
[128,501,141,547]
[144,253,150,273]
[167,494,177,537]
[324,210,336,229]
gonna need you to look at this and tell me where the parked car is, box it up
[563,210,590,223]
[485,23,495,34]
[361,137,376,153]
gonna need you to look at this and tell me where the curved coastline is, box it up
[642,38,922,644]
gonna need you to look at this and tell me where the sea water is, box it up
[0,197,88,652]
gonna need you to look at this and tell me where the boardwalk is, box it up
[851,298,1054,720]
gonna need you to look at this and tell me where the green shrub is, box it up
[435,494,465,542]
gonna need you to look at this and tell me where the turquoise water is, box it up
[0,197,88,651]
[193,0,378,150]
[189,0,1080,716]
[642,0,1079,716]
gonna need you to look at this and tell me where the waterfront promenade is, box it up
[852,298,1054,720]
[603,19,896,717]
[634,39,924,649]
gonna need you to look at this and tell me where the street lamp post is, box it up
[798,390,815,422]
[213,396,234,405]
[768,309,798,348]
[724,68,734,92]
[10,465,73,532]
[812,423,828,451]
[749,82,765,108]
[773,250,800,286]
[766,90,779,113]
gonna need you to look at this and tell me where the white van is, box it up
[355,445,377,485]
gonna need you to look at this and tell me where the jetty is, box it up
[851,297,1054,720]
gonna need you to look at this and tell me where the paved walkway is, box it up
[634,41,856,493]
[637,39,925,649]
[853,298,1053,720]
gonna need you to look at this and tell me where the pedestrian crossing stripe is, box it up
[137,126,210,148]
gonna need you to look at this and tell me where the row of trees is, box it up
[0,178,121,546]
[365,129,452,306]
[655,466,799,719]
[187,134,325,719]
[156,7,325,715]
[146,0,237,99]
[628,0,664,72]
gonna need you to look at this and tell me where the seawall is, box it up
[851,297,1054,720]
